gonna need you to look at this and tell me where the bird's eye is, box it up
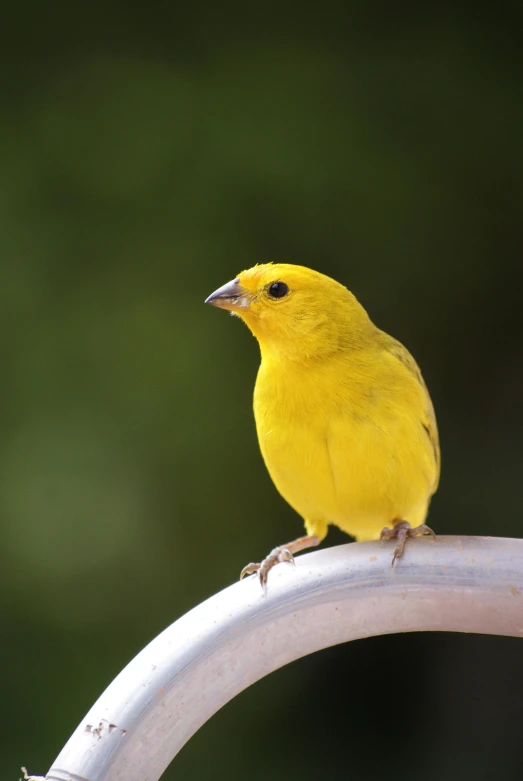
[267,281,289,299]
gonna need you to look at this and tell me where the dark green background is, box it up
[2,2,522,779]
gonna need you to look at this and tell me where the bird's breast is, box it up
[253,355,437,536]
[253,363,342,522]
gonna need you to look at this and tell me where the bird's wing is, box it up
[384,337,441,491]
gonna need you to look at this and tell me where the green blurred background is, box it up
[1,2,523,779]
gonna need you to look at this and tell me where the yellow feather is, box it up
[207,263,440,549]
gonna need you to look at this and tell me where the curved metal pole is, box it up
[46,537,523,781]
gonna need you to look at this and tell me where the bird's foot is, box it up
[240,546,295,591]
[379,520,436,566]
[240,535,320,591]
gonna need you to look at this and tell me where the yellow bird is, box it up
[206,264,440,586]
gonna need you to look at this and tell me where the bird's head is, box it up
[205,263,374,360]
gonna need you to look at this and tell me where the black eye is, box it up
[267,281,289,299]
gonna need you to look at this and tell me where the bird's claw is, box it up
[240,546,295,590]
[380,520,436,566]
[240,562,260,579]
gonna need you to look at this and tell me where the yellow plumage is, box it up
[206,263,440,581]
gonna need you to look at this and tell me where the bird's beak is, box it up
[204,278,250,312]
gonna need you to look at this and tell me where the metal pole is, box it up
[46,536,523,781]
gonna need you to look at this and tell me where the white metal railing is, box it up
[42,536,523,781]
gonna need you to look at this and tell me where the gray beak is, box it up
[205,278,249,311]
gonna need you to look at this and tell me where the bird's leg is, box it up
[380,520,436,566]
[240,535,321,590]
